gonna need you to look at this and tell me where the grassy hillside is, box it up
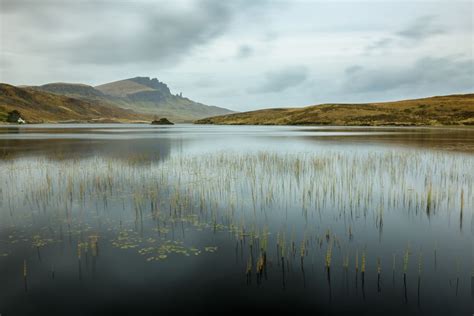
[95,79,156,97]
[28,77,233,122]
[35,82,106,98]
[0,84,150,123]
[195,94,474,126]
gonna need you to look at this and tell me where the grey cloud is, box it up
[345,65,363,75]
[249,66,309,94]
[1,1,471,109]
[397,15,445,41]
[1,0,264,65]
[343,56,473,94]
[193,76,217,88]
[262,31,279,42]
[364,38,393,53]
[236,45,254,59]
[71,1,234,65]
[365,15,445,53]
[0,0,46,12]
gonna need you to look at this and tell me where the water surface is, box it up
[0,124,473,315]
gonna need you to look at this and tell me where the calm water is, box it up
[0,124,473,315]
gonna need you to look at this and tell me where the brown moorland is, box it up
[0,83,150,123]
[195,94,474,126]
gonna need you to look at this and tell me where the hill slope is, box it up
[28,77,233,122]
[195,94,474,126]
[35,82,106,98]
[95,77,166,97]
[0,84,149,123]
[94,77,233,122]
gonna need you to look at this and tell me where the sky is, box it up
[0,0,472,111]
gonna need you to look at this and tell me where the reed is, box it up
[418,251,422,275]
[361,251,366,274]
[300,238,306,266]
[460,189,464,230]
[403,246,409,277]
[246,256,252,284]
[343,253,349,270]
[256,253,264,284]
[0,144,471,301]
[355,250,359,273]
[377,257,381,292]
[426,184,432,216]
[325,241,333,270]
[23,259,28,292]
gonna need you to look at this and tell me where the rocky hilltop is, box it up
[8,77,234,123]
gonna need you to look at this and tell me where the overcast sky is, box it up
[0,0,472,111]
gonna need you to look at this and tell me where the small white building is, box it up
[17,118,26,124]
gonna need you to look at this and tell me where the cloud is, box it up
[343,56,473,94]
[236,45,254,59]
[249,66,309,94]
[1,1,471,109]
[1,0,264,66]
[344,65,363,75]
[364,38,393,53]
[396,15,445,41]
[365,15,445,54]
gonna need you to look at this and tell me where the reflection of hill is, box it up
[0,137,172,164]
[300,127,474,153]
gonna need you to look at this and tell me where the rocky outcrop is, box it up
[151,118,174,125]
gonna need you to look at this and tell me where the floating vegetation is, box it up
[111,230,141,250]
[23,260,27,278]
[140,240,200,262]
[204,246,218,253]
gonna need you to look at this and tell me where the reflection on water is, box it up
[0,124,473,315]
[0,138,173,162]
[1,124,474,154]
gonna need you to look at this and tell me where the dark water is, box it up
[0,124,473,315]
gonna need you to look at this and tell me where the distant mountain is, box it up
[94,77,233,122]
[95,77,169,98]
[36,82,106,98]
[195,94,474,126]
[0,84,149,123]
[27,77,233,122]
